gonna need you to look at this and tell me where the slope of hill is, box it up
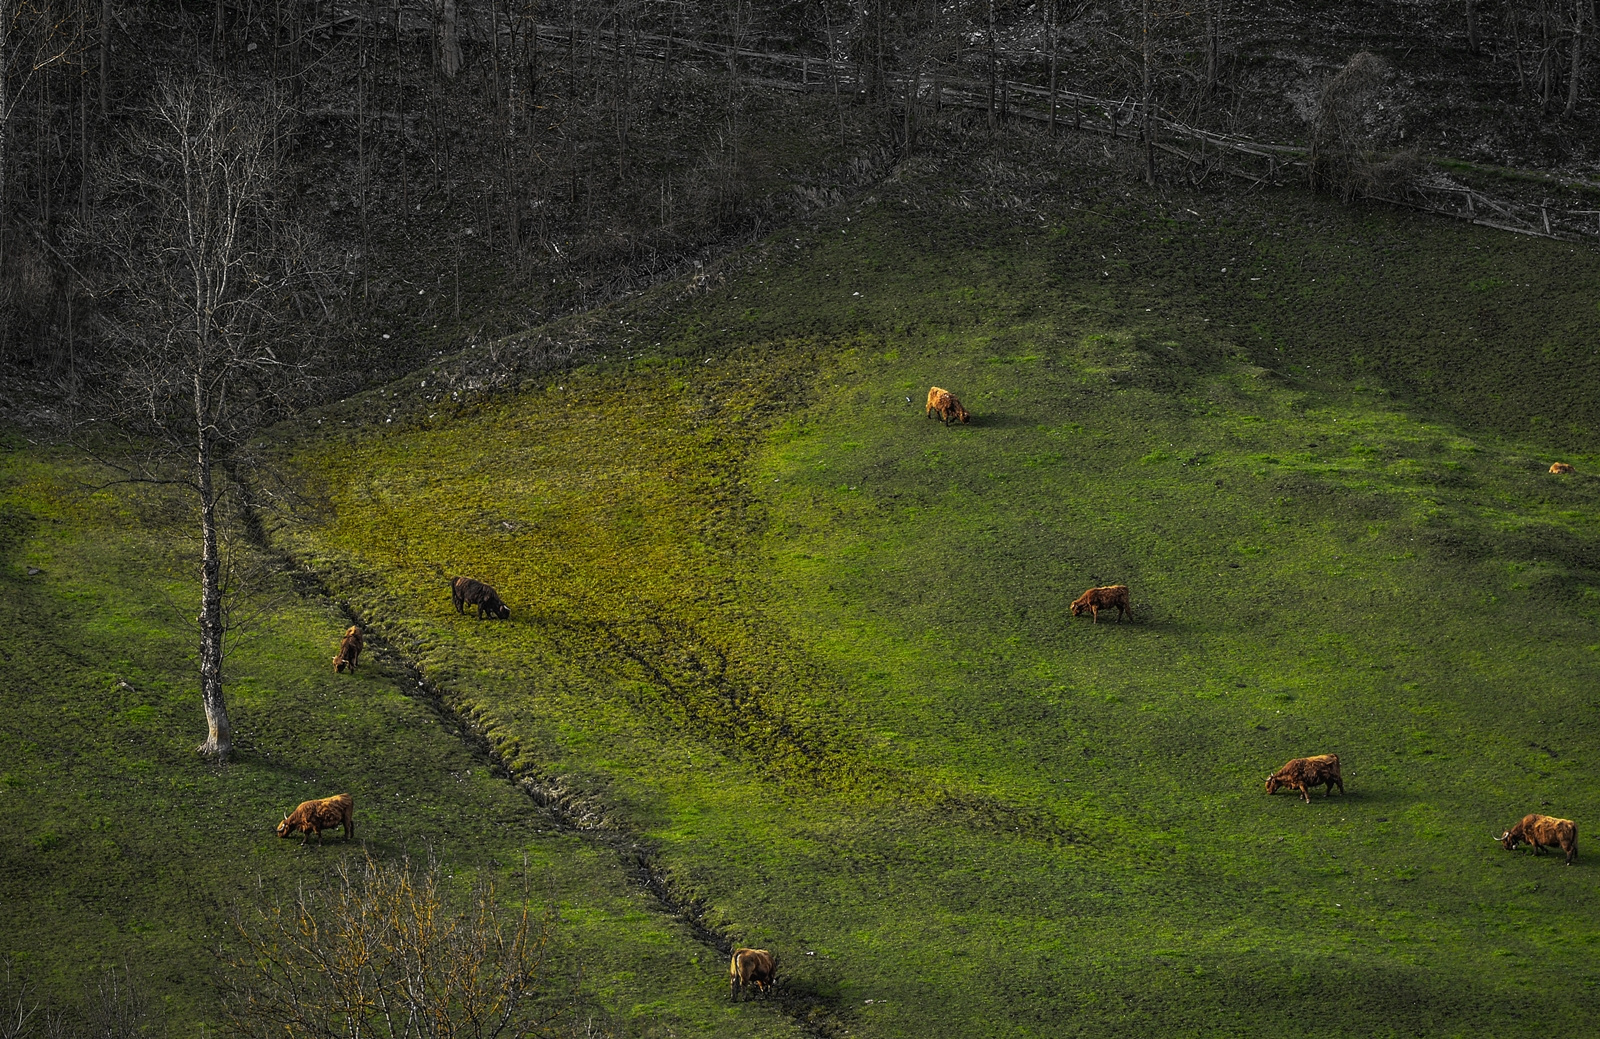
[259,145,1600,1037]
[0,442,808,1037]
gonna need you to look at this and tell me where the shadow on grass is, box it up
[965,411,1035,429]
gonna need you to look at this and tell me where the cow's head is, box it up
[1265,775,1282,795]
[1498,829,1519,851]
[276,812,295,838]
[495,603,511,620]
[1070,601,1086,617]
[955,405,970,424]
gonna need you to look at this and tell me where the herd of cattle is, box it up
[273,387,1581,1003]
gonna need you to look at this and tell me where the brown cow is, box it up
[729,948,776,1001]
[332,625,364,674]
[1550,462,1575,475]
[1070,585,1131,624]
[276,793,355,845]
[451,577,511,620]
[925,386,971,425]
[1265,754,1344,803]
[1498,813,1578,865]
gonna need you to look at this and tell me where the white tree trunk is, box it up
[438,0,461,78]
[194,415,231,761]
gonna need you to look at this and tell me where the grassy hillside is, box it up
[270,153,1600,1038]
[7,139,1600,1037]
[0,442,806,1037]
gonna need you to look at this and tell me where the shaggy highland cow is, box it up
[925,386,971,425]
[276,793,355,845]
[1498,813,1578,865]
[1070,585,1131,624]
[1265,754,1344,804]
[451,577,511,620]
[729,948,776,1001]
[332,625,364,673]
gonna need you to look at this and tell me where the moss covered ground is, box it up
[7,143,1600,1036]
[269,151,1600,1038]
[0,443,804,1037]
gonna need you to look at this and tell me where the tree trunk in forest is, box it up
[359,5,369,304]
[1048,1,1058,132]
[1466,0,1480,55]
[1141,0,1155,185]
[439,0,461,78]
[987,0,997,130]
[1204,0,1221,99]
[1,2,10,275]
[194,419,231,762]
[1566,0,1584,114]
[100,0,109,114]
[825,1,844,147]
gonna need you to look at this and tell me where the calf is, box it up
[925,386,971,425]
[1498,813,1577,865]
[1070,585,1131,624]
[276,794,355,845]
[1265,754,1343,803]
[451,577,511,620]
[332,625,364,674]
[729,948,776,1001]
[1550,462,1575,474]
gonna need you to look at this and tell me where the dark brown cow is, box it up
[451,577,511,620]
[276,794,355,845]
[925,386,971,425]
[1498,813,1578,865]
[729,948,776,1001]
[1550,462,1575,474]
[332,625,364,674]
[1265,754,1343,803]
[1070,585,1131,624]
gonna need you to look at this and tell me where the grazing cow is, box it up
[925,386,971,425]
[332,625,364,674]
[276,794,355,845]
[1265,754,1344,803]
[1070,585,1131,624]
[729,948,776,1001]
[1550,462,1575,475]
[451,577,511,620]
[1498,813,1578,865]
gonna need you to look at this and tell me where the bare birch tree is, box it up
[91,76,327,762]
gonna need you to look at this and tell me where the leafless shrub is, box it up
[0,961,157,1039]
[222,854,577,1039]
[0,960,40,1039]
[75,968,153,1039]
[1309,52,1416,201]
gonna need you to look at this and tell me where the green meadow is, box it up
[7,152,1600,1036]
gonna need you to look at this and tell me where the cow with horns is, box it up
[1497,813,1577,865]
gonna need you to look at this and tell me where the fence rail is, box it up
[515,22,1600,243]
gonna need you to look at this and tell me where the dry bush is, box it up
[1309,52,1417,201]
[222,855,578,1039]
[0,962,157,1039]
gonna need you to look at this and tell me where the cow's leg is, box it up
[1091,605,1099,624]
[1299,784,1310,804]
